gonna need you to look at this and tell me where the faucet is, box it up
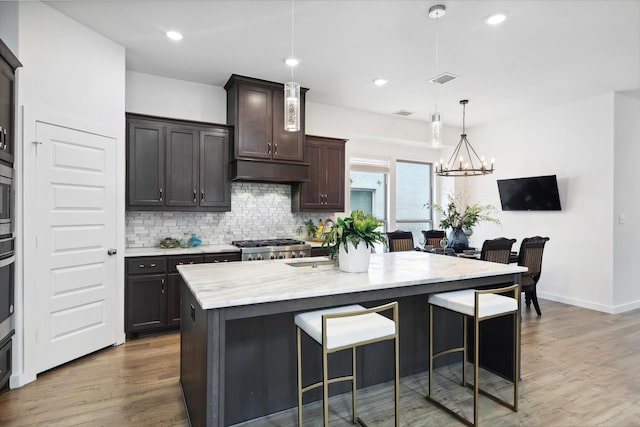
[320,218,336,237]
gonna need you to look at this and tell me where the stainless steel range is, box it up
[232,239,311,261]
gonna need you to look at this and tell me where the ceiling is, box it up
[45,0,640,128]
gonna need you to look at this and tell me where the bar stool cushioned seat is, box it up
[427,285,520,426]
[295,302,400,427]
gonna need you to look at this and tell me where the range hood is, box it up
[230,158,309,183]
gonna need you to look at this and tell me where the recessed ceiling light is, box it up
[373,78,388,87]
[285,57,299,67]
[486,14,506,25]
[166,31,183,41]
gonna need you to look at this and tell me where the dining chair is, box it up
[422,229,446,249]
[517,236,550,316]
[386,230,415,252]
[480,237,517,264]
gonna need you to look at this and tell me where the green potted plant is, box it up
[428,194,499,252]
[322,210,387,272]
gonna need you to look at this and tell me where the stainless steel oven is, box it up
[0,236,15,340]
[0,164,12,237]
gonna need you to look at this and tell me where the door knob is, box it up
[107,248,117,255]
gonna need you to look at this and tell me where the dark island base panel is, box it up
[181,287,516,426]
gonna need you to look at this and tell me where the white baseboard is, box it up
[537,291,640,314]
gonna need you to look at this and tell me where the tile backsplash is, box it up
[126,182,333,247]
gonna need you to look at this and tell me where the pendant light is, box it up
[435,100,494,176]
[284,0,301,132]
[429,4,446,147]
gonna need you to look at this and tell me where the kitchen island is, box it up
[178,251,526,427]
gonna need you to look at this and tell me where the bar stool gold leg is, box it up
[394,315,400,426]
[297,327,303,427]
[323,346,329,427]
[474,313,479,427]
[352,346,357,423]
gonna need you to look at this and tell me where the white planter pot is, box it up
[338,241,371,273]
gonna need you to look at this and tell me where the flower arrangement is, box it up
[322,210,387,258]
[428,194,500,231]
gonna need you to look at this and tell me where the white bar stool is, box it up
[427,285,520,426]
[295,302,400,427]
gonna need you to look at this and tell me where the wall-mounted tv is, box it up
[497,175,561,211]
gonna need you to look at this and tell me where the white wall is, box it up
[613,92,640,309]
[126,71,227,123]
[15,1,126,387]
[0,2,19,54]
[463,93,621,312]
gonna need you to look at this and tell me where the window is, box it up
[350,168,388,253]
[395,161,432,244]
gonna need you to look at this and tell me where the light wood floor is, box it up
[1,299,639,426]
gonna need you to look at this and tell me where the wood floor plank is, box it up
[0,299,639,426]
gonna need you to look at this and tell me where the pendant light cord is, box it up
[291,0,295,81]
[434,13,439,111]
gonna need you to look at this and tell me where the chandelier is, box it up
[435,100,494,177]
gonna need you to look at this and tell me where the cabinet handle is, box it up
[2,129,6,149]
[214,259,219,263]
[274,144,278,154]
[179,261,184,265]
[161,278,165,293]
[267,143,272,154]
[193,190,197,202]
[159,188,163,202]
[150,263,156,267]
[139,264,145,268]
[201,190,204,202]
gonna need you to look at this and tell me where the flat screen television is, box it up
[497,175,561,211]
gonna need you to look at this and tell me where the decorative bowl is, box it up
[463,249,476,256]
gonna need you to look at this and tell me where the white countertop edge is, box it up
[125,244,240,257]
[178,252,527,311]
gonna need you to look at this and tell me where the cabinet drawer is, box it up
[310,247,329,257]
[0,335,11,393]
[167,255,204,273]
[204,252,241,263]
[127,257,167,275]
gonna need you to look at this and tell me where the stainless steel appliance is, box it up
[0,236,14,344]
[232,239,311,261]
[0,164,13,237]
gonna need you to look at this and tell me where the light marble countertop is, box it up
[178,251,527,310]
[125,244,240,258]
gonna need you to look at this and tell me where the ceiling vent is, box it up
[429,72,459,85]
[393,110,414,117]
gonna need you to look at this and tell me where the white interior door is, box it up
[34,121,117,373]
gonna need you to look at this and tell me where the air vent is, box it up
[429,72,459,85]
[393,110,414,117]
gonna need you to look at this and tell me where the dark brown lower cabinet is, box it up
[126,252,240,338]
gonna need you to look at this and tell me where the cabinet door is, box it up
[127,120,165,207]
[322,141,346,211]
[126,274,167,333]
[200,128,231,209]
[237,84,272,159]
[165,126,199,207]
[299,139,324,210]
[272,89,304,162]
[0,58,15,163]
[167,273,182,327]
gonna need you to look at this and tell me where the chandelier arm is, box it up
[445,137,465,169]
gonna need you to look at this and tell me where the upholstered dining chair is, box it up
[386,230,415,252]
[480,237,517,264]
[518,236,550,316]
[422,229,446,248]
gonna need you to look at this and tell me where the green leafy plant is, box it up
[428,194,500,231]
[321,211,387,257]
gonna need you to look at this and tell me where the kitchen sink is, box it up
[286,260,336,268]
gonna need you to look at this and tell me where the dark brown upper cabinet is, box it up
[225,75,310,183]
[292,135,346,212]
[0,39,22,165]
[126,114,231,211]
